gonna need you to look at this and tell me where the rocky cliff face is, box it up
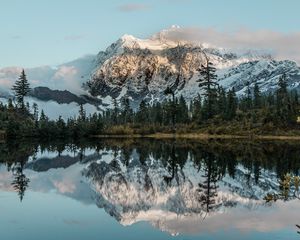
[86,28,300,106]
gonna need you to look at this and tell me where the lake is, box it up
[0,138,300,240]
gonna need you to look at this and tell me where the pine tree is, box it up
[177,95,189,123]
[40,110,48,122]
[245,82,253,109]
[293,90,299,105]
[164,87,176,131]
[8,99,14,111]
[32,103,39,120]
[197,58,218,119]
[38,109,50,137]
[121,98,133,123]
[192,94,202,123]
[225,88,237,120]
[78,104,86,122]
[153,102,163,125]
[56,116,67,137]
[12,70,31,110]
[217,87,227,119]
[197,153,219,212]
[88,113,103,135]
[11,161,30,202]
[276,74,296,124]
[112,98,119,125]
[253,83,261,108]
[266,92,275,107]
[136,100,148,123]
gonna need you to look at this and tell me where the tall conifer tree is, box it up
[197,57,218,119]
[12,70,31,110]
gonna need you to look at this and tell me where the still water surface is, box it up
[0,139,300,240]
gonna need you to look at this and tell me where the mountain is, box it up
[87,26,300,107]
[1,26,300,116]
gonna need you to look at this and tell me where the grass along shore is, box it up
[93,133,300,140]
[92,122,300,140]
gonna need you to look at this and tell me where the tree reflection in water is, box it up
[0,138,300,210]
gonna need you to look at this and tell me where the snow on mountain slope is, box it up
[87,27,300,105]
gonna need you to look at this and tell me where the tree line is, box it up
[0,60,299,140]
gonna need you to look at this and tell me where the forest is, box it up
[0,60,299,141]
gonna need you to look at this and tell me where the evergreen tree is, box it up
[217,87,227,119]
[177,95,189,123]
[78,104,86,122]
[292,90,299,105]
[112,98,119,125]
[197,58,218,119]
[8,98,14,111]
[121,98,133,123]
[276,74,296,124]
[253,83,262,108]
[56,116,67,137]
[32,103,39,125]
[225,88,237,120]
[164,87,176,131]
[38,110,50,137]
[11,161,30,202]
[267,92,275,107]
[152,102,163,125]
[192,94,202,123]
[12,70,31,110]
[245,82,253,109]
[136,100,148,123]
[40,110,48,122]
[197,153,219,212]
[88,113,103,135]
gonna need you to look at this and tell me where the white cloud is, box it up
[161,26,300,64]
[52,66,85,94]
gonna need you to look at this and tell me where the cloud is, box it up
[52,66,85,94]
[0,67,22,92]
[118,3,150,12]
[0,79,13,90]
[161,26,300,64]
[53,180,76,194]
[64,35,85,41]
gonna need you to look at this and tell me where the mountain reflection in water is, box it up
[0,139,300,238]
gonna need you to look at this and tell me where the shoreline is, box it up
[92,133,300,141]
[1,133,300,143]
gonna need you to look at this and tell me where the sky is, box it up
[1,0,300,68]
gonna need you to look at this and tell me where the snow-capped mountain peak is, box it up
[118,31,180,51]
[88,29,300,106]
